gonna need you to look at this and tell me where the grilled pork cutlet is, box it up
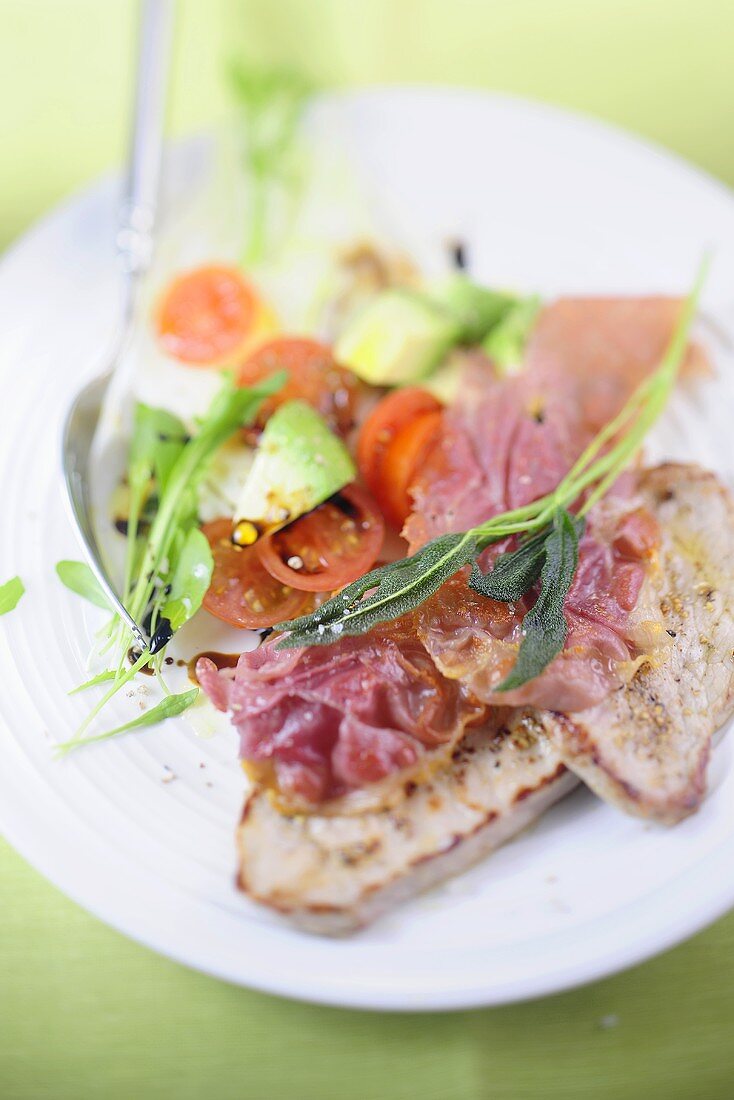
[237,712,576,934]
[540,463,734,824]
[235,463,734,930]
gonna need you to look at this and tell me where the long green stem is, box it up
[70,649,151,743]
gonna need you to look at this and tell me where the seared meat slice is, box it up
[237,712,576,934]
[234,466,732,931]
[541,463,734,824]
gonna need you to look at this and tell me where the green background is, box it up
[2,1,734,1097]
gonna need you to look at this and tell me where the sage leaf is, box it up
[495,511,583,692]
[277,532,478,648]
[56,561,111,610]
[0,576,24,615]
[469,528,549,602]
[57,688,199,754]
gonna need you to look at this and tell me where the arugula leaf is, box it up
[160,527,214,632]
[56,561,111,610]
[123,405,189,603]
[68,671,117,695]
[128,373,286,627]
[469,528,549,602]
[129,404,188,498]
[278,532,478,647]
[483,295,541,375]
[495,511,583,692]
[67,373,286,753]
[0,576,24,615]
[57,688,199,754]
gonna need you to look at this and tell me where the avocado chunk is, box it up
[432,275,516,344]
[334,288,460,386]
[420,352,464,404]
[482,295,542,375]
[234,400,356,532]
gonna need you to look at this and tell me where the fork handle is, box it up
[116,0,175,278]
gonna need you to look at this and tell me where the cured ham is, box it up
[197,618,484,806]
[405,297,703,550]
[406,297,701,713]
[417,500,659,713]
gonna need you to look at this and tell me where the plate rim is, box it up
[2,84,734,1012]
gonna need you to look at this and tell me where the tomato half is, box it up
[237,337,360,435]
[356,388,444,530]
[256,484,385,592]
[356,387,441,493]
[156,265,276,366]
[375,409,444,530]
[201,518,311,629]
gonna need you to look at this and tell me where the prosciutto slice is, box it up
[417,500,659,712]
[197,619,484,805]
[405,297,702,550]
[407,297,702,712]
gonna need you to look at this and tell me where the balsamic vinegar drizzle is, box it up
[187,651,241,685]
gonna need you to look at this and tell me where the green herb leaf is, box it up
[56,561,111,610]
[57,688,199,754]
[68,670,117,695]
[482,295,541,375]
[469,528,550,602]
[128,373,286,627]
[277,532,478,647]
[122,405,188,603]
[130,404,188,495]
[495,511,583,692]
[0,576,25,615]
[66,373,287,754]
[160,527,214,632]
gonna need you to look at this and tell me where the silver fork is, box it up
[61,0,175,652]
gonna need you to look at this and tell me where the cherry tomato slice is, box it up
[201,518,311,629]
[237,337,360,435]
[374,409,444,530]
[357,387,442,500]
[256,484,385,593]
[156,265,275,366]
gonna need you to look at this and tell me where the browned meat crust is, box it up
[540,464,734,823]
[237,712,576,934]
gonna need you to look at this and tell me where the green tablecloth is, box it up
[2,2,734,1096]
[4,836,734,1099]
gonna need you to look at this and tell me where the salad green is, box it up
[56,561,111,611]
[57,688,200,756]
[0,576,24,616]
[59,373,284,751]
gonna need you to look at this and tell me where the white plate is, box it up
[1,88,734,1012]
